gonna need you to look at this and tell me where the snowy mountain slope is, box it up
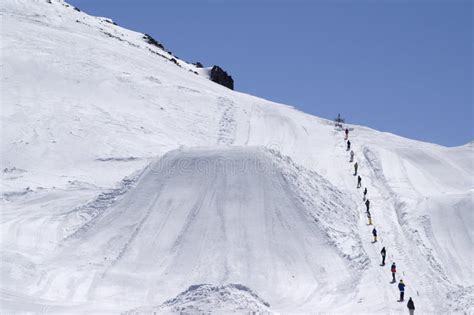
[1,0,473,313]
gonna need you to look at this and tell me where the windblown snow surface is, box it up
[1,0,473,313]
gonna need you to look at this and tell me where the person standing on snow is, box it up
[347,140,351,151]
[350,150,355,162]
[407,297,415,315]
[391,262,397,283]
[363,187,368,201]
[365,198,370,212]
[372,227,377,242]
[398,279,405,302]
[345,128,349,140]
[380,247,386,266]
[367,211,372,225]
[354,162,358,175]
[357,175,362,188]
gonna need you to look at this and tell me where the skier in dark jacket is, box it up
[365,198,370,212]
[354,162,358,175]
[350,150,355,162]
[357,175,362,188]
[391,262,397,283]
[363,187,367,201]
[407,297,415,315]
[345,128,349,140]
[367,211,372,225]
[380,247,386,266]
[372,227,377,242]
[398,279,405,301]
[347,140,351,151]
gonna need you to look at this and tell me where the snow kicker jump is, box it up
[21,147,362,312]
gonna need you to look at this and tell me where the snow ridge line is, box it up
[60,170,144,241]
[266,148,368,270]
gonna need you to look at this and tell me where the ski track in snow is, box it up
[216,96,237,145]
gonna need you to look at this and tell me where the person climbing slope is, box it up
[350,150,355,162]
[398,279,405,302]
[367,211,372,225]
[345,128,349,140]
[365,198,370,212]
[354,162,358,176]
[363,187,367,201]
[380,247,386,266]
[391,262,397,283]
[357,175,362,188]
[347,140,351,151]
[407,297,415,315]
[372,227,377,242]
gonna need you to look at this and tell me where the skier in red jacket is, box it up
[391,262,397,283]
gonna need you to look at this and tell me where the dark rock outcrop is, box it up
[210,65,234,90]
[143,34,164,50]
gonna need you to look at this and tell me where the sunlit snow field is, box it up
[1,0,473,313]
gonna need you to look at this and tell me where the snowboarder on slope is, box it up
[407,297,415,315]
[372,227,377,242]
[350,150,355,162]
[367,211,372,225]
[345,128,349,140]
[398,279,405,302]
[380,247,386,266]
[363,187,367,201]
[354,162,358,175]
[391,262,397,283]
[357,175,362,188]
[365,198,370,212]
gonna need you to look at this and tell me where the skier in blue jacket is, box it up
[398,279,405,302]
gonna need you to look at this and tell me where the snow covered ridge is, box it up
[1,0,473,313]
[1,0,228,85]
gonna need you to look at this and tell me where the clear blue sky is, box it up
[68,0,472,146]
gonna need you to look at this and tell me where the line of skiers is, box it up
[344,127,416,313]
